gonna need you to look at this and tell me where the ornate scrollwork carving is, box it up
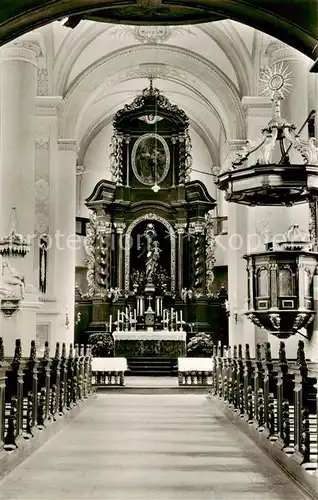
[114,82,189,128]
[269,313,281,330]
[205,211,216,298]
[248,314,264,329]
[284,128,318,165]
[84,211,97,298]
[109,132,124,185]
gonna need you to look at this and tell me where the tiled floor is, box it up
[0,394,312,500]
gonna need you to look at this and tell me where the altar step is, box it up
[126,357,178,376]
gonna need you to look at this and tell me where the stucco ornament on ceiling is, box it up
[108,25,197,44]
[134,26,172,44]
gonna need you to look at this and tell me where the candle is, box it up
[117,310,120,323]
[175,311,178,325]
[180,311,183,325]
[134,309,136,321]
[109,315,112,332]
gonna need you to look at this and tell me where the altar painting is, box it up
[131,133,170,186]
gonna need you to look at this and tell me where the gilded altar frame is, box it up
[124,212,176,292]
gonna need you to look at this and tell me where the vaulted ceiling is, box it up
[0,0,317,63]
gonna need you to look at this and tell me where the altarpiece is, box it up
[75,80,228,356]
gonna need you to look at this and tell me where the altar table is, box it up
[113,330,186,358]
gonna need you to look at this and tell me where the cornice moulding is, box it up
[36,96,64,116]
[241,96,272,108]
[0,47,37,67]
[242,96,272,119]
[58,139,78,152]
[12,32,46,58]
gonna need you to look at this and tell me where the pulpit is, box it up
[77,79,228,355]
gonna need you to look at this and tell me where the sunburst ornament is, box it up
[259,62,292,101]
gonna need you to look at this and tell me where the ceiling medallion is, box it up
[134,26,172,44]
[217,63,318,206]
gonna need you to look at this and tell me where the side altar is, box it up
[75,79,229,356]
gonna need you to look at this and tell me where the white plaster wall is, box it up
[79,124,113,218]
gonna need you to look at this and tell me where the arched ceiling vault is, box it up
[75,73,227,142]
[54,22,251,97]
[0,1,317,63]
[59,44,245,141]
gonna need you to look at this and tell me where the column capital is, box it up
[0,32,45,67]
[189,221,205,234]
[175,223,187,234]
[114,222,126,233]
[35,132,50,148]
[36,96,64,117]
[58,139,78,153]
[241,96,272,118]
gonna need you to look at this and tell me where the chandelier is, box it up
[0,208,30,257]
[217,63,318,206]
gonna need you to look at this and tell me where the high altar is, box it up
[76,80,228,357]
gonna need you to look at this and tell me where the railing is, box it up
[210,341,317,474]
[0,338,93,452]
[91,358,127,386]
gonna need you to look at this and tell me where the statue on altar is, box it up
[144,223,161,281]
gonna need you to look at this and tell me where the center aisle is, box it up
[0,394,312,500]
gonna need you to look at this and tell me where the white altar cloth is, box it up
[178,358,214,372]
[113,331,186,341]
[92,357,128,372]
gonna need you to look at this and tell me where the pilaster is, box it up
[35,97,64,347]
[55,139,78,346]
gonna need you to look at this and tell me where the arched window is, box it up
[257,268,269,297]
[279,267,294,296]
